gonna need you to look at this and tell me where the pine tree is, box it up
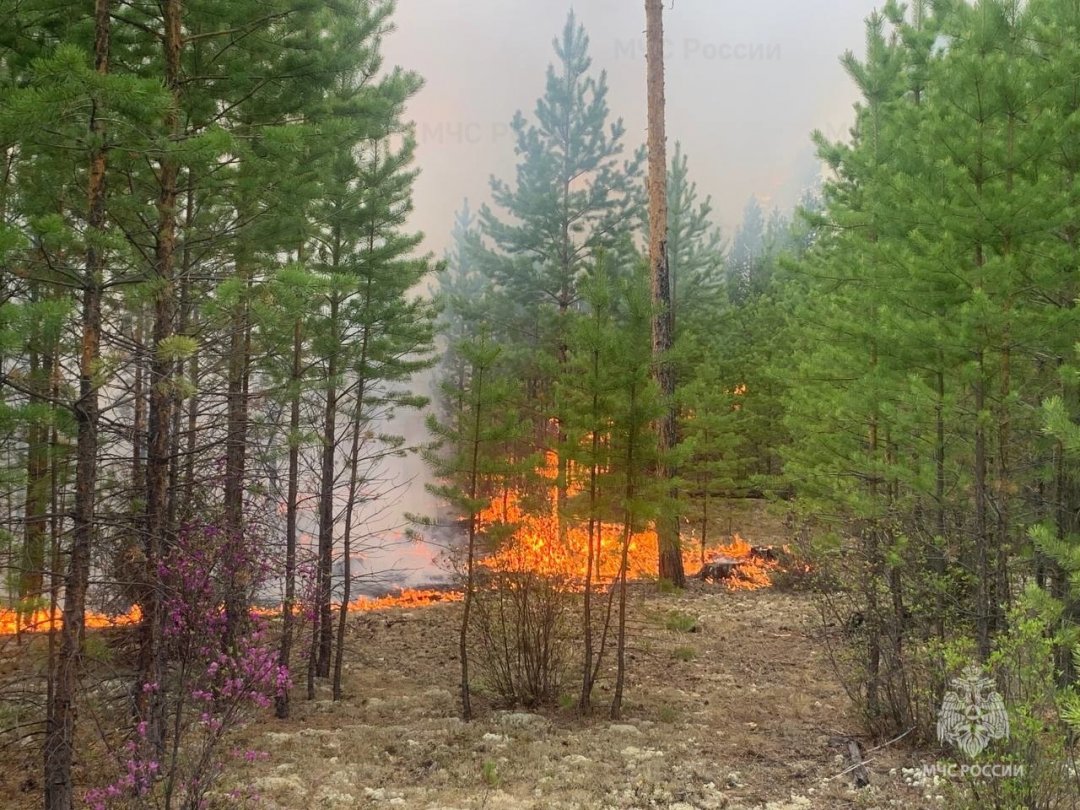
[610,264,666,718]
[645,0,685,588]
[666,142,725,334]
[423,334,531,720]
[474,10,642,518]
[1,0,433,800]
[331,132,436,700]
[558,255,620,713]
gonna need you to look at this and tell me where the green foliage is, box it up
[656,578,681,595]
[0,0,438,798]
[436,11,644,477]
[663,611,698,634]
[155,335,199,362]
[772,17,1080,803]
[946,591,1080,810]
[656,704,680,724]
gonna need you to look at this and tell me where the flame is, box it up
[478,483,659,583]
[476,455,777,591]
[2,452,782,637]
[698,536,780,591]
[344,587,462,611]
[1,589,461,637]
[0,604,143,636]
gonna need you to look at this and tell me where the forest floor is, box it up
[0,499,956,809]
[225,585,950,810]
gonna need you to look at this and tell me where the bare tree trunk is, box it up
[333,190,379,694]
[611,384,638,720]
[645,0,684,588]
[276,317,302,719]
[178,172,198,526]
[578,341,601,714]
[132,312,145,496]
[45,361,66,728]
[168,177,195,536]
[332,393,362,701]
[224,249,252,645]
[138,0,182,753]
[974,352,991,662]
[932,364,946,640]
[21,344,48,605]
[43,3,109,806]
[461,363,487,722]
[316,292,340,678]
[578,447,598,714]
[993,343,1011,634]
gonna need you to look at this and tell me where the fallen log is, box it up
[698,557,743,582]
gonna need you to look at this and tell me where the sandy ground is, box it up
[222,585,949,810]
[0,499,953,808]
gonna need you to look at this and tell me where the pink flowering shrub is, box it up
[85,522,289,810]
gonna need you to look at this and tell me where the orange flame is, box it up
[343,587,462,611]
[478,483,658,583]
[476,456,776,591]
[0,604,143,636]
[2,589,461,637]
[698,536,779,591]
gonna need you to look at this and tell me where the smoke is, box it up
[339,367,453,595]
[365,0,883,585]
[384,0,882,252]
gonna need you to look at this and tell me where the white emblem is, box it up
[937,664,1009,758]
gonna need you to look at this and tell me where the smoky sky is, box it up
[383,0,883,255]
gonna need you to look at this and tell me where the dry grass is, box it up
[0,501,945,809]
[217,584,945,810]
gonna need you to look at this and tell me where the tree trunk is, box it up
[974,352,991,662]
[276,317,302,719]
[43,3,109,806]
[578,408,600,713]
[611,382,638,720]
[21,345,48,606]
[333,315,371,700]
[316,293,339,678]
[645,0,684,588]
[460,362,486,722]
[932,364,946,640]
[132,312,145,498]
[224,249,252,645]
[168,177,195,536]
[138,0,182,753]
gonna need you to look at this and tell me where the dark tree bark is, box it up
[332,377,364,701]
[43,3,109,806]
[611,382,639,720]
[316,293,340,678]
[137,0,182,753]
[974,353,991,661]
[21,343,48,604]
[276,317,302,719]
[224,252,252,645]
[333,259,374,700]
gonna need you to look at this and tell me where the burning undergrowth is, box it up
[473,472,785,592]
[0,588,462,637]
[2,474,789,638]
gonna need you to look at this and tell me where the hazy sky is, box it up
[382,0,883,255]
